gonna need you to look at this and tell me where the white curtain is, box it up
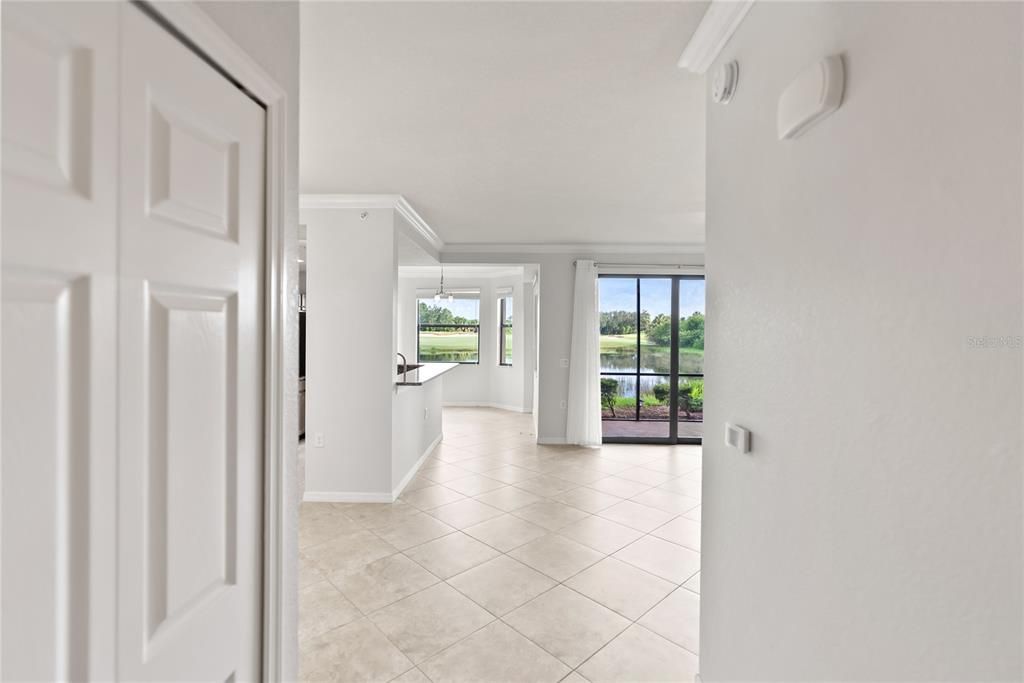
[566,260,602,447]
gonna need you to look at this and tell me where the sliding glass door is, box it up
[599,275,705,444]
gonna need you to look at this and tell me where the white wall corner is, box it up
[677,0,756,73]
[391,432,443,500]
[394,196,444,252]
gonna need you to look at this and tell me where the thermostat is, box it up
[777,55,845,139]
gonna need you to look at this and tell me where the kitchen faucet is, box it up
[397,352,409,384]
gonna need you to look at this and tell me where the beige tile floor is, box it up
[300,407,701,683]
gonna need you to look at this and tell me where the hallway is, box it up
[299,407,701,682]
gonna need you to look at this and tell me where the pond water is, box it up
[601,346,704,375]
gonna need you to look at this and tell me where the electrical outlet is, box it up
[560,400,567,410]
[423,408,429,420]
[559,358,569,368]
[314,433,325,448]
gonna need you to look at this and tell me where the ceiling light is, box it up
[434,266,453,304]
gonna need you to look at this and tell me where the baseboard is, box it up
[302,491,393,503]
[443,401,528,413]
[392,432,443,500]
[536,436,569,445]
[304,433,444,504]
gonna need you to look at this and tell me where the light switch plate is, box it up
[559,358,569,368]
[724,423,750,453]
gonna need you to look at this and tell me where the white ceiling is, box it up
[300,2,709,246]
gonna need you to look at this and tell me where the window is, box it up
[498,294,513,366]
[598,275,704,443]
[417,291,480,363]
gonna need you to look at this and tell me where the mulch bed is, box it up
[602,406,703,421]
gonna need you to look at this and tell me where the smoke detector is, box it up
[711,60,738,104]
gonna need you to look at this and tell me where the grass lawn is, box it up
[419,332,478,362]
[601,333,704,357]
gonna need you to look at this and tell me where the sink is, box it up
[396,363,423,375]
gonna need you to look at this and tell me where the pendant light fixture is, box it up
[433,265,453,304]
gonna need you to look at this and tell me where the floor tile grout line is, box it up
[300,412,701,680]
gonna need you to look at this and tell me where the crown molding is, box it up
[677,0,755,74]
[394,197,444,252]
[299,194,443,251]
[299,194,705,258]
[441,242,705,256]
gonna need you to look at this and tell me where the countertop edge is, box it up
[395,362,460,386]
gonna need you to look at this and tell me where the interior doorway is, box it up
[599,275,705,444]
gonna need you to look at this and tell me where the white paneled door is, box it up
[117,5,266,681]
[2,2,120,680]
[2,3,267,680]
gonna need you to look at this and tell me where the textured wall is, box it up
[701,2,1023,679]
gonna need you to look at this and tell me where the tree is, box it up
[680,312,704,350]
[639,310,651,333]
[648,313,672,346]
[600,310,637,335]
[418,302,451,324]
[600,378,620,417]
[418,301,478,326]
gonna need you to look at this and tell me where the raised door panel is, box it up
[1,275,89,682]
[0,1,117,273]
[148,103,241,241]
[118,6,265,681]
[147,290,237,637]
[0,3,118,680]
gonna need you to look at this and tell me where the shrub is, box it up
[689,379,704,410]
[600,378,620,416]
[678,379,704,416]
[652,383,671,402]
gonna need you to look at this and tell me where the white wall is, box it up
[303,208,396,498]
[702,3,1022,680]
[442,251,704,442]
[397,274,535,412]
[196,3,301,678]
[392,382,443,491]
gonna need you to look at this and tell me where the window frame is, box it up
[598,274,705,445]
[498,295,513,367]
[415,293,481,365]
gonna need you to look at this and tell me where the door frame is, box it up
[135,3,295,679]
[599,273,705,446]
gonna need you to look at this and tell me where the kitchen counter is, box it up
[395,362,459,386]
